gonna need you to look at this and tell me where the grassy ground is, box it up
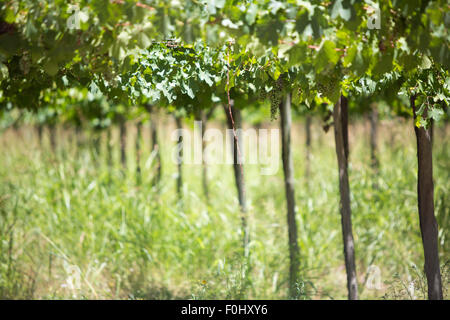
[0,117,448,299]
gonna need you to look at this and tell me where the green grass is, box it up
[0,118,448,299]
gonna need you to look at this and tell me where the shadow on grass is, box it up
[127,281,191,300]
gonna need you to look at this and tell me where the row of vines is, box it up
[0,0,448,299]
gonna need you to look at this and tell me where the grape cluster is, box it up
[316,72,339,100]
[269,78,283,120]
